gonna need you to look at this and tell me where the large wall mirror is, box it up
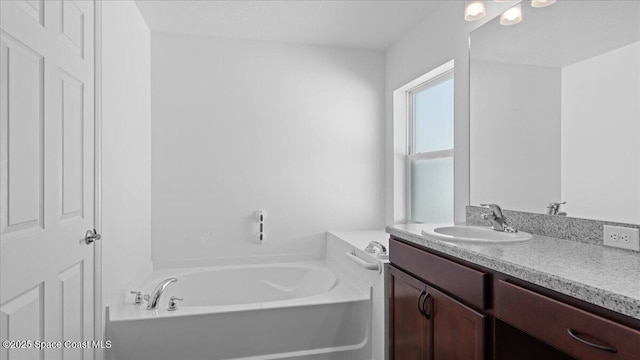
[470,1,640,224]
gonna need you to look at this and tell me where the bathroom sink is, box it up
[421,225,533,244]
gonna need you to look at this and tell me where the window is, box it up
[407,69,454,224]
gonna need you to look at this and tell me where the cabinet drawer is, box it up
[495,280,640,360]
[390,238,488,309]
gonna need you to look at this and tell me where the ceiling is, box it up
[133,0,445,50]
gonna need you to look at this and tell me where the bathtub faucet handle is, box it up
[168,296,183,311]
[130,291,143,305]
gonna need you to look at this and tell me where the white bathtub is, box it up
[106,262,371,360]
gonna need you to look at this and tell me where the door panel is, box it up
[0,285,44,360]
[0,32,45,236]
[59,261,84,360]
[13,0,45,26]
[1,1,95,359]
[390,266,429,360]
[60,0,86,58]
[430,286,486,360]
[59,69,85,222]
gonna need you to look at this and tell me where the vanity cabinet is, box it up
[389,239,487,360]
[389,237,640,360]
[390,267,486,360]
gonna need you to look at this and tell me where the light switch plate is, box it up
[603,225,640,251]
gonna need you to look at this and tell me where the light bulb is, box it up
[500,3,522,26]
[531,0,556,8]
[465,1,486,21]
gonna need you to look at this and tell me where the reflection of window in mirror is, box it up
[407,67,454,224]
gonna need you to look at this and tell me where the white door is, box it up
[1,0,96,359]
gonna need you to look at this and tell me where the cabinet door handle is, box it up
[417,290,427,317]
[422,293,432,320]
[567,328,617,353]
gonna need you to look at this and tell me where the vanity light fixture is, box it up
[500,3,523,26]
[465,1,486,21]
[464,0,555,23]
[531,0,556,8]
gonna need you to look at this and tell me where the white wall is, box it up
[470,60,561,213]
[561,41,640,223]
[102,0,152,305]
[151,33,385,266]
[385,2,514,224]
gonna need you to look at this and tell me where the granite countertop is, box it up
[386,223,640,321]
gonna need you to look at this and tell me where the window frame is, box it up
[406,69,455,223]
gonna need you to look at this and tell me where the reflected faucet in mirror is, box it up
[480,203,517,233]
[546,202,567,216]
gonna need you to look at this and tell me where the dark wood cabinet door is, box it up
[390,265,486,360]
[390,266,430,360]
[429,286,486,360]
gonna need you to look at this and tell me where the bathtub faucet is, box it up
[145,278,177,310]
[364,241,388,259]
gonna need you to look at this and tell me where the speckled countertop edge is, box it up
[386,225,640,321]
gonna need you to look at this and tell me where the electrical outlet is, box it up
[620,234,630,243]
[603,225,640,251]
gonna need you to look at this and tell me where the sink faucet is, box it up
[145,278,177,310]
[480,203,517,233]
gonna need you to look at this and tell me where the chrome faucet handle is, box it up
[546,201,566,215]
[480,203,504,218]
[168,296,183,311]
[130,291,143,305]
